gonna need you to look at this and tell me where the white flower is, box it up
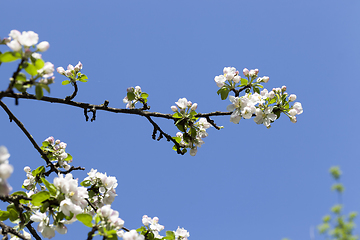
[9,30,21,40]
[19,31,39,47]
[0,163,13,179]
[175,227,190,240]
[243,68,249,76]
[214,75,226,88]
[59,198,82,216]
[254,107,277,128]
[233,75,240,83]
[190,103,197,111]
[175,98,189,109]
[0,146,10,164]
[123,230,145,240]
[32,52,42,59]
[41,225,55,239]
[7,40,21,51]
[223,67,236,80]
[37,41,50,52]
[292,102,303,115]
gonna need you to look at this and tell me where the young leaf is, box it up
[0,52,21,62]
[35,85,44,99]
[62,80,71,85]
[0,210,9,221]
[240,78,248,86]
[127,92,136,101]
[41,177,57,196]
[25,63,38,76]
[31,191,50,206]
[76,213,93,227]
[141,92,149,99]
[42,84,50,94]
[64,154,73,162]
[34,59,45,70]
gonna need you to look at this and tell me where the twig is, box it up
[0,222,28,240]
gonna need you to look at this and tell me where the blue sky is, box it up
[1,1,360,239]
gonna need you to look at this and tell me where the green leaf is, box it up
[190,127,197,138]
[64,153,72,162]
[0,210,9,221]
[0,52,21,62]
[172,112,182,119]
[34,59,45,70]
[330,166,342,180]
[127,92,136,101]
[81,180,92,187]
[62,80,71,85]
[41,177,57,196]
[172,137,181,143]
[25,63,38,76]
[33,166,45,177]
[217,87,230,100]
[40,201,50,213]
[56,212,66,222]
[240,78,248,86]
[141,92,149,99]
[78,79,88,83]
[163,231,175,240]
[76,213,93,227]
[35,84,44,99]
[253,86,260,94]
[41,84,50,94]
[15,72,27,82]
[8,209,18,222]
[268,98,276,104]
[137,226,147,234]
[31,191,50,206]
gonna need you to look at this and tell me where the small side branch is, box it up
[25,221,42,240]
[145,115,184,155]
[0,222,28,240]
[65,81,78,101]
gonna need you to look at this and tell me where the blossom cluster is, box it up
[0,146,13,195]
[123,86,149,109]
[81,168,118,209]
[139,215,190,240]
[0,30,55,99]
[215,67,303,128]
[171,98,211,156]
[5,30,49,52]
[41,136,72,170]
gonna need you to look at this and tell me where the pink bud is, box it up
[36,41,50,52]
[289,94,297,102]
[262,76,269,83]
[233,75,240,84]
[57,67,65,75]
[74,61,82,71]
[171,106,178,112]
[191,103,198,111]
[67,64,74,71]
[290,116,297,123]
[187,101,192,107]
[281,85,287,91]
[243,68,249,76]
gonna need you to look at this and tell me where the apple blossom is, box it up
[74,61,82,71]
[289,94,297,102]
[243,68,249,76]
[292,102,303,115]
[175,227,190,240]
[214,75,226,88]
[37,41,50,52]
[6,40,21,51]
[254,107,277,128]
[171,105,178,112]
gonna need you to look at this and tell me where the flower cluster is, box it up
[0,30,55,100]
[215,67,303,128]
[41,136,72,170]
[0,146,13,195]
[93,205,125,238]
[81,168,118,209]
[6,30,49,52]
[123,86,149,109]
[138,215,189,240]
[171,98,211,156]
[57,61,88,86]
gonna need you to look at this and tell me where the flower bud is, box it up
[65,70,72,77]
[289,109,297,116]
[191,103,198,111]
[24,166,31,173]
[176,132,183,138]
[268,91,275,99]
[289,94,297,102]
[290,116,297,123]
[233,75,240,83]
[243,68,249,76]
[126,87,134,92]
[36,41,50,52]
[187,101,192,107]
[74,61,82,71]
[249,70,257,77]
[171,106,178,112]
[254,69,259,75]
[135,86,141,92]
[262,76,269,83]
[190,147,197,156]
[57,67,65,75]
[281,85,287,91]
